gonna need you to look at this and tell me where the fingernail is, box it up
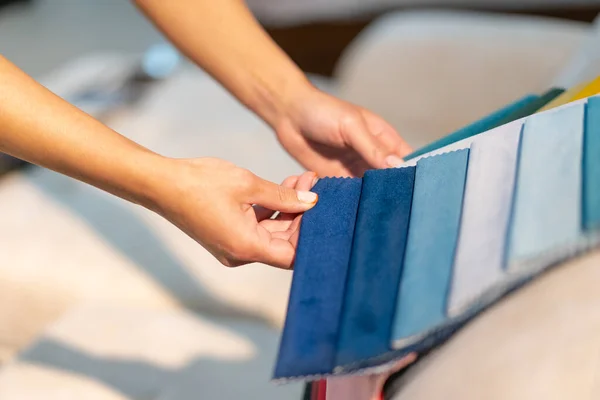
[312,176,319,187]
[385,155,403,167]
[297,190,318,204]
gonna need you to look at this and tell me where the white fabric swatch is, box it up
[448,121,523,316]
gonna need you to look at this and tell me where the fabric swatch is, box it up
[537,81,589,112]
[584,96,600,231]
[404,95,538,160]
[447,121,523,316]
[571,75,600,101]
[493,87,565,126]
[274,88,600,381]
[317,380,327,400]
[327,374,381,400]
[335,167,416,367]
[274,178,362,379]
[507,103,585,268]
[392,150,470,346]
[302,383,313,400]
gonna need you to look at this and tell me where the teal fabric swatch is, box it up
[584,96,600,231]
[492,87,565,127]
[508,103,585,268]
[392,150,470,344]
[404,95,538,160]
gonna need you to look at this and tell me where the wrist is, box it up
[114,150,174,212]
[247,64,314,130]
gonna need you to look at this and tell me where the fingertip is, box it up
[297,190,318,205]
[385,155,403,168]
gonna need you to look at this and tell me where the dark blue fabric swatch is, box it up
[392,150,470,344]
[405,95,538,160]
[584,96,600,231]
[335,167,416,368]
[274,177,362,379]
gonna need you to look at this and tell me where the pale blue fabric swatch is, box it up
[392,150,469,345]
[507,103,585,269]
[448,122,523,316]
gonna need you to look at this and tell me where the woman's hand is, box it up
[0,56,318,270]
[274,85,413,177]
[150,157,318,269]
[134,0,412,178]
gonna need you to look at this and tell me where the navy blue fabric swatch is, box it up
[274,177,362,379]
[584,96,600,231]
[392,150,470,345]
[405,95,538,160]
[335,167,416,368]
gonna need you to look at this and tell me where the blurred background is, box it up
[0,1,599,399]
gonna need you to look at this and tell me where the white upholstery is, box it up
[391,249,600,400]
[335,11,588,148]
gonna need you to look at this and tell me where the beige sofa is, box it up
[0,10,597,399]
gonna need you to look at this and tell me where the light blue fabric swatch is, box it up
[392,150,469,345]
[584,96,600,231]
[507,103,585,269]
[448,121,523,316]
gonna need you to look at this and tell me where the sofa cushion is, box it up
[387,249,600,400]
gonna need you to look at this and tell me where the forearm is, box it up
[134,0,311,127]
[0,55,164,207]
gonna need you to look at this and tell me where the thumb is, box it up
[250,177,318,214]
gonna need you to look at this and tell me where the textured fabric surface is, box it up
[404,95,537,160]
[392,150,470,344]
[508,103,585,267]
[336,168,415,367]
[275,178,362,378]
[448,122,522,316]
[275,96,600,380]
[584,96,600,231]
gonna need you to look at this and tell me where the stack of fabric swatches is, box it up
[273,77,600,387]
